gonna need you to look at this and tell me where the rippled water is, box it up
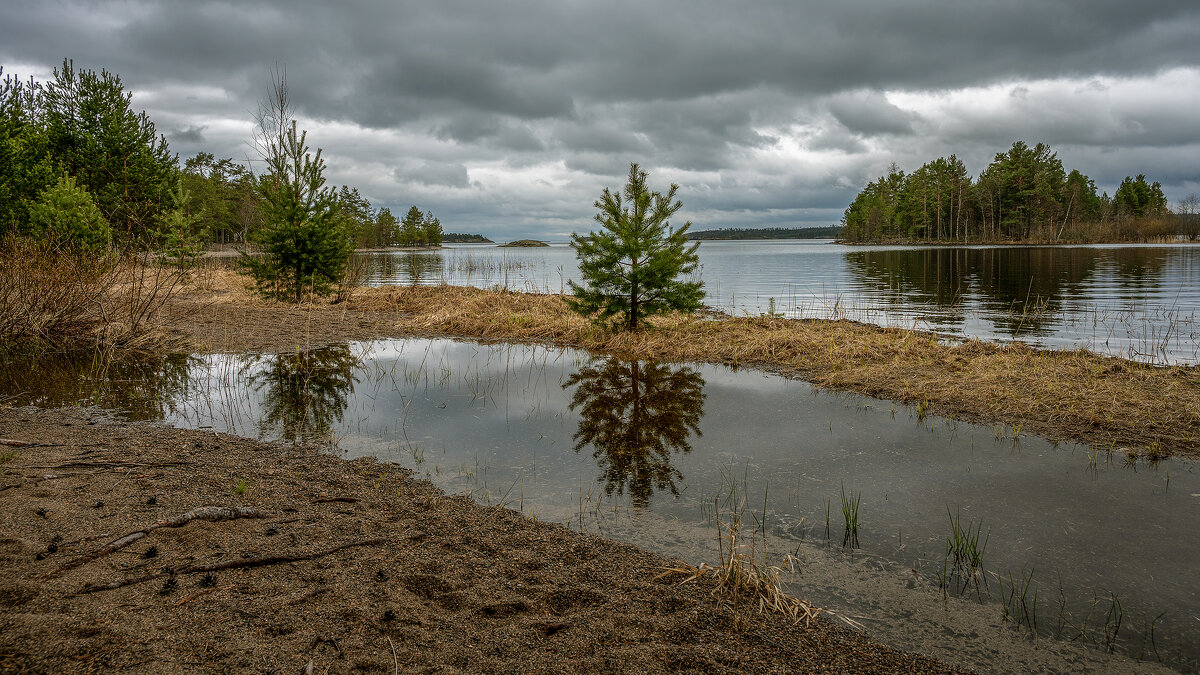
[358,241,1200,363]
[6,339,1197,671]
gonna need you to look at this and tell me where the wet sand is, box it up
[0,406,958,673]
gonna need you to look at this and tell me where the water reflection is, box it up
[565,358,705,507]
[843,247,1178,336]
[247,345,359,443]
[358,251,445,286]
[0,351,195,419]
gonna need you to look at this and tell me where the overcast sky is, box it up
[4,1,1198,240]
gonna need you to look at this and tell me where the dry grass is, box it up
[176,268,1200,458]
[658,493,827,628]
[0,236,190,353]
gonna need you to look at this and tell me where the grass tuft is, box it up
[840,482,861,549]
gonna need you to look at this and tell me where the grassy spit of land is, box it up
[168,268,1199,460]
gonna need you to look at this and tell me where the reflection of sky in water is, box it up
[143,338,1200,668]
[357,242,1200,363]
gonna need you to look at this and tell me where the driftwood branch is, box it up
[49,506,269,577]
[74,538,388,595]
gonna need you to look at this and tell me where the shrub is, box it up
[28,174,111,251]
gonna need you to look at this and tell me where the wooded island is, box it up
[840,141,1198,243]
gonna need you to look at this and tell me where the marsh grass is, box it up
[998,568,1039,637]
[997,572,1159,661]
[944,509,989,593]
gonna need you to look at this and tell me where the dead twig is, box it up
[173,583,234,607]
[74,538,388,594]
[26,460,189,469]
[0,438,39,447]
[312,496,359,504]
[0,472,95,491]
[49,506,269,577]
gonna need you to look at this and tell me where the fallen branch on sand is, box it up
[48,506,269,577]
[173,583,234,607]
[74,538,389,595]
[27,459,188,469]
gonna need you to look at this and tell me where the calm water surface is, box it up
[6,339,1197,672]
[359,241,1200,363]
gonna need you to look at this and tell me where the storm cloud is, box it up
[3,0,1198,239]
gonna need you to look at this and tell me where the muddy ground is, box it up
[0,406,960,674]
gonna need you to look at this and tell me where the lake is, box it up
[358,241,1200,364]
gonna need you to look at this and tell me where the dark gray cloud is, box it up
[168,125,207,145]
[2,0,1198,239]
[394,161,471,189]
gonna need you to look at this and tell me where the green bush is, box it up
[28,174,111,251]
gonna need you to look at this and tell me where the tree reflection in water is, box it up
[0,351,195,420]
[249,345,359,444]
[565,358,705,507]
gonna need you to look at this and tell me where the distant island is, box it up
[499,239,550,247]
[443,233,494,243]
[687,226,843,240]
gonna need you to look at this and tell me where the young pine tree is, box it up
[153,177,208,268]
[29,174,111,251]
[242,73,352,302]
[568,163,703,330]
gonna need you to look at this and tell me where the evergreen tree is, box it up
[242,72,352,302]
[40,60,177,240]
[181,153,259,244]
[336,185,376,247]
[0,69,58,236]
[399,206,423,247]
[1114,175,1168,219]
[153,177,207,267]
[28,174,111,251]
[568,163,703,330]
[374,207,398,247]
[422,210,443,246]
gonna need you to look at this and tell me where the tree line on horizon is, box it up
[841,141,1197,243]
[686,225,843,240]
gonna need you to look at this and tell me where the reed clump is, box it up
[659,490,824,626]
